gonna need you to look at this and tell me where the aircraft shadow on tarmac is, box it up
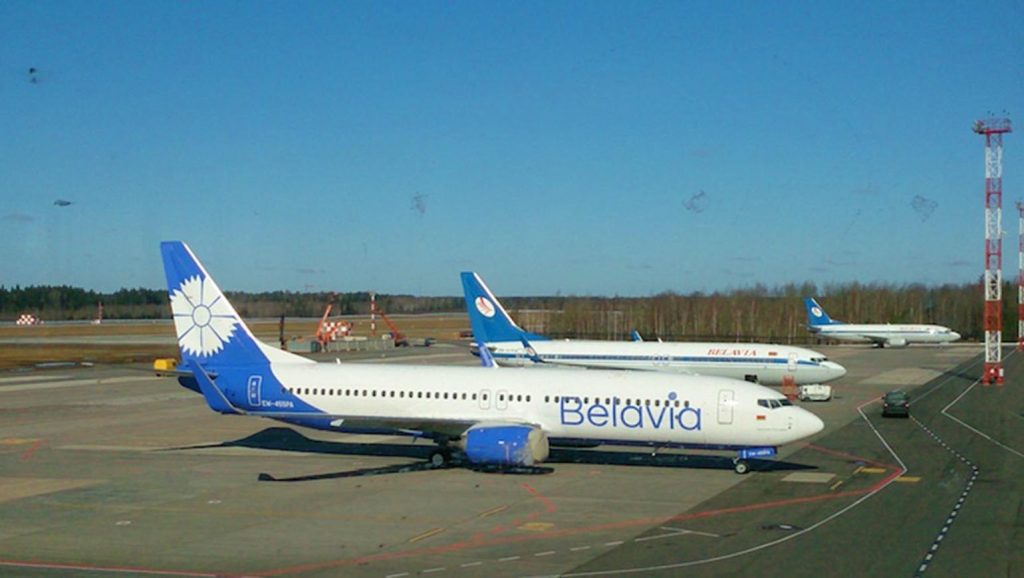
[165,427,816,482]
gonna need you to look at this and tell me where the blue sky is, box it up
[2,1,1022,296]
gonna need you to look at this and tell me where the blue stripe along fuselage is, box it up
[490,352,820,366]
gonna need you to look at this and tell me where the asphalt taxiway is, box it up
[2,341,1018,577]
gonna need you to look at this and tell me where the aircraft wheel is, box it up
[429,448,451,468]
[734,459,750,475]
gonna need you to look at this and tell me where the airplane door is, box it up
[496,389,509,410]
[717,389,735,425]
[479,389,491,410]
[247,375,262,408]
[787,353,798,373]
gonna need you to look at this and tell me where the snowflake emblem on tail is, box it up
[170,275,237,357]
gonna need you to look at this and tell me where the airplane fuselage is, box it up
[206,361,820,450]
[809,323,960,346]
[476,340,846,385]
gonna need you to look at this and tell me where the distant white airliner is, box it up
[160,242,824,474]
[461,273,846,385]
[804,297,961,348]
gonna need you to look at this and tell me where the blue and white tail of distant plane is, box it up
[160,242,825,474]
[462,272,847,385]
[803,297,843,327]
[460,272,549,345]
[804,297,961,348]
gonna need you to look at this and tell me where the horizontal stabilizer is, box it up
[188,359,244,415]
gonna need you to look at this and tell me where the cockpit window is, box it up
[757,398,792,409]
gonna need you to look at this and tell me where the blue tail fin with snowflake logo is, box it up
[160,241,309,370]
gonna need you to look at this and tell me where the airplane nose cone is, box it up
[820,361,847,382]
[800,410,825,438]
[951,332,962,341]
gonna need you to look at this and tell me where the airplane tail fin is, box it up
[804,297,841,326]
[460,272,549,344]
[161,241,311,371]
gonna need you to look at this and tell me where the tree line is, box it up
[0,285,461,321]
[0,281,1007,343]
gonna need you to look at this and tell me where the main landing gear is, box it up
[733,458,750,475]
[428,441,453,468]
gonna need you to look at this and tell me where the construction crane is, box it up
[369,292,409,347]
[315,293,352,350]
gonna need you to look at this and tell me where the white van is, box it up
[798,384,832,402]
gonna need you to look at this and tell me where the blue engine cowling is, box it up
[462,424,550,466]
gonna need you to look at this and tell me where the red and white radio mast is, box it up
[975,117,1012,385]
[1018,200,1024,351]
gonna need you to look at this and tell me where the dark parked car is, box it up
[881,390,910,417]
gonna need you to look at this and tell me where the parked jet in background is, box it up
[160,242,824,474]
[804,297,960,348]
[461,272,847,385]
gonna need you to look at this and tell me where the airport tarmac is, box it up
[0,341,1019,577]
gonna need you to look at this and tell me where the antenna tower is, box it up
[1018,200,1024,351]
[975,117,1012,384]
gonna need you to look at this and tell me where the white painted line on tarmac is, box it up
[911,416,981,576]
[0,376,161,393]
[0,375,69,385]
[940,351,1024,460]
[634,527,721,542]
[542,392,911,577]
[355,353,472,364]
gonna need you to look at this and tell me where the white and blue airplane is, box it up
[160,241,824,474]
[804,297,961,348]
[461,272,847,385]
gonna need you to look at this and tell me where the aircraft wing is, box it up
[317,415,486,439]
[861,333,907,347]
[631,365,700,376]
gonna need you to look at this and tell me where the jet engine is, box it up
[884,338,908,348]
[461,424,550,466]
